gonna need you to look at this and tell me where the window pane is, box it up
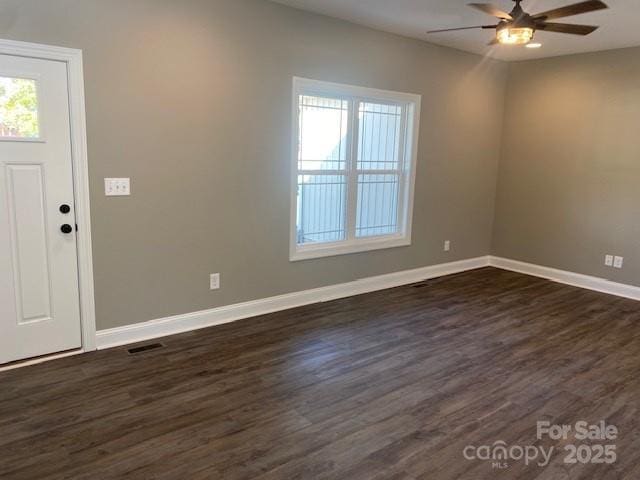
[356,174,400,238]
[357,102,402,171]
[298,95,348,171]
[0,77,40,139]
[297,174,346,244]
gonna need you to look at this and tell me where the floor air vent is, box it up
[128,343,165,355]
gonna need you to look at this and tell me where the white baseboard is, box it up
[97,255,640,351]
[96,256,490,349]
[489,256,640,301]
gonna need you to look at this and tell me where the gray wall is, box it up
[1,0,507,330]
[493,46,640,286]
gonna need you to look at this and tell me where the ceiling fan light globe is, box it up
[496,27,535,45]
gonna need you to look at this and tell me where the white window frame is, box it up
[290,77,421,261]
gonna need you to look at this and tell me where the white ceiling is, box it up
[271,0,640,61]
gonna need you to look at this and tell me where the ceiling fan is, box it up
[428,0,608,46]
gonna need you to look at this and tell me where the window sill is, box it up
[290,235,411,262]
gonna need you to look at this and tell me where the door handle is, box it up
[60,224,73,234]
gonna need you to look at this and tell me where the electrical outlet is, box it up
[613,256,624,269]
[444,240,451,252]
[209,273,220,290]
[105,178,131,196]
[605,255,614,267]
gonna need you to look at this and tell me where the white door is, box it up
[0,54,82,364]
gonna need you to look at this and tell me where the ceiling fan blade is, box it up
[536,22,599,35]
[532,0,608,21]
[427,25,496,34]
[468,3,513,20]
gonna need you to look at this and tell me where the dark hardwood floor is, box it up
[1,267,640,479]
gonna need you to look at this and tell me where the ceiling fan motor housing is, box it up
[504,0,536,30]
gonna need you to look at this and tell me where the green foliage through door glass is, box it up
[0,77,39,139]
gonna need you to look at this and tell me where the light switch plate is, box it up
[614,256,624,269]
[444,240,451,252]
[210,273,220,290]
[105,178,131,196]
[605,255,614,267]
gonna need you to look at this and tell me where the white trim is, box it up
[290,77,421,262]
[293,77,422,104]
[0,39,96,351]
[489,256,640,301]
[95,255,640,351]
[290,235,411,261]
[97,256,490,349]
[403,101,419,244]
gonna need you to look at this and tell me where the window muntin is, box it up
[298,95,348,172]
[0,76,40,140]
[292,78,420,261]
[356,173,400,238]
[357,102,402,171]
[297,173,347,244]
[355,101,404,238]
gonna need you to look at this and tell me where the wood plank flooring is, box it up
[1,267,640,479]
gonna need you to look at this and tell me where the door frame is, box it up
[0,38,97,354]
